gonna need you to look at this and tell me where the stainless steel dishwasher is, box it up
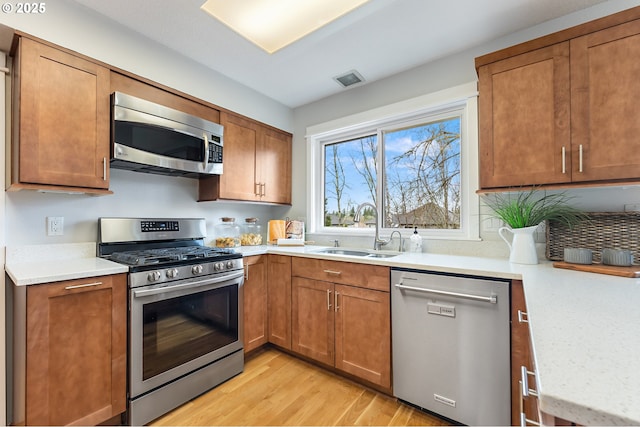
[391,268,511,426]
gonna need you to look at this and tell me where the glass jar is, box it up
[214,217,241,248]
[241,218,263,246]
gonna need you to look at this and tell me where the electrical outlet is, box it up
[624,203,640,212]
[47,217,64,236]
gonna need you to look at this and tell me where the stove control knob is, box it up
[166,268,179,278]
[147,271,162,282]
[215,262,223,271]
[192,265,204,275]
[226,260,235,269]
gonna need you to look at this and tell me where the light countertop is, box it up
[7,243,640,425]
[6,257,129,286]
[5,242,128,285]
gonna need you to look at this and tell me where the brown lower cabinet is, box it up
[291,258,391,391]
[10,274,127,426]
[510,279,539,426]
[267,255,292,349]
[243,255,268,353]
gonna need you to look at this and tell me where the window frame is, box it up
[306,82,480,241]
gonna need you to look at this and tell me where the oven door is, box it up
[129,271,243,398]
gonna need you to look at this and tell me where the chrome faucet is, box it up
[389,230,403,252]
[353,202,390,250]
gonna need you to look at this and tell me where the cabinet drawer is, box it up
[292,257,389,292]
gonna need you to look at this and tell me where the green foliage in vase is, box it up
[484,189,589,229]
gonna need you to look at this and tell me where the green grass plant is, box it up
[484,189,589,229]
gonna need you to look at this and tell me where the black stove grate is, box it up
[109,246,239,266]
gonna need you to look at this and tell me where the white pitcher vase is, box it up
[498,225,539,264]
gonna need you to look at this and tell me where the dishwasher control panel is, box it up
[427,302,456,317]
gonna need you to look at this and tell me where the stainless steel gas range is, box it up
[98,217,244,426]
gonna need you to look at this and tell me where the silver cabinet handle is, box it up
[561,146,566,174]
[244,264,249,281]
[65,281,103,290]
[520,366,540,426]
[255,182,261,196]
[579,144,583,173]
[326,289,332,310]
[395,283,497,304]
[334,291,339,312]
[521,366,539,398]
[323,269,342,275]
[261,183,266,196]
[520,410,540,427]
[103,157,107,181]
[518,310,529,323]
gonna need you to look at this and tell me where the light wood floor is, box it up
[150,347,448,426]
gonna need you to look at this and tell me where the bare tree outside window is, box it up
[385,120,460,229]
[323,117,461,231]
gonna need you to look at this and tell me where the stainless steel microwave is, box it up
[111,92,224,177]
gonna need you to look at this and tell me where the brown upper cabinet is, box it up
[10,36,111,194]
[9,33,292,199]
[109,71,221,124]
[199,111,292,204]
[477,7,640,190]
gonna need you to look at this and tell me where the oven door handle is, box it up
[132,271,244,298]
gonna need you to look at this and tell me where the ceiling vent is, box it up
[333,70,365,88]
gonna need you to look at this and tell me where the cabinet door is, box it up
[25,274,127,426]
[110,71,221,123]
[291,277,334,366]
[570,19,640,182]
[243,255,268,353]
[510,280,538,425]
[478,42,570,189]
[217,112,260,201]
[267,255,292,349]
[258,127,292,204]
[16,37,110,189]
[334,284,391,390]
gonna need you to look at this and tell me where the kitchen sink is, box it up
[313,248,400,258]
[367,253,398,258]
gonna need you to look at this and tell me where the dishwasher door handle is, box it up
[394,283,497,304]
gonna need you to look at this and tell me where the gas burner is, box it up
[109,246,238,266]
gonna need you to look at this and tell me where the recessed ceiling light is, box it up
[200,0,370,54]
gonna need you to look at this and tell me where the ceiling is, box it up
[69,0,608,108]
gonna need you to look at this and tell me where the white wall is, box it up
[291,0,640,254]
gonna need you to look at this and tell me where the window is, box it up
[307,82,479,240]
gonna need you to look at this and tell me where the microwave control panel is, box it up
[208,136,223,163]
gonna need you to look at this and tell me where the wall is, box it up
[291,0,640,255]
[0,0,295,247]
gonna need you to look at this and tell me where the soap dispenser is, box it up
[409,227,422,253]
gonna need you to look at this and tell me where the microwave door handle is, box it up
[202,133,209,169]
